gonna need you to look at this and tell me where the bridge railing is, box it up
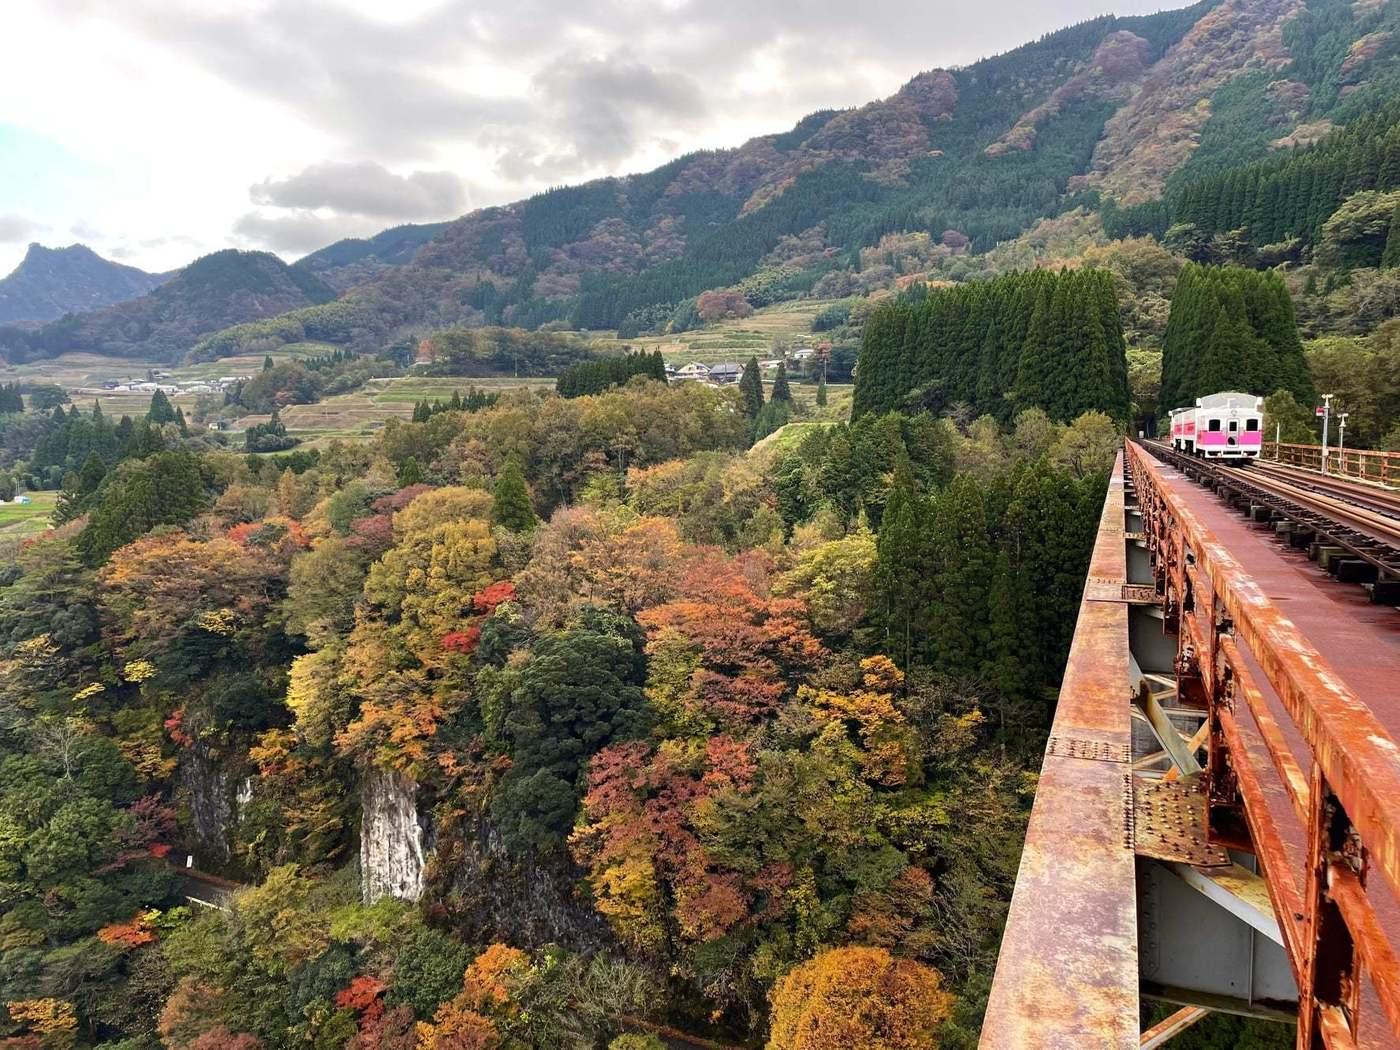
[981,453,1140,1048]
[1263,441,1399,487]
[1128,441,1400,1047]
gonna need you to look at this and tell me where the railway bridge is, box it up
[981,441,1400,1049]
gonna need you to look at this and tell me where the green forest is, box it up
[0,361,1125,1048]
[852,269,1130,424]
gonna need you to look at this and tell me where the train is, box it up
[1168,392,1264,461]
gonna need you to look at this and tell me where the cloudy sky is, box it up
[1,0,1177,276]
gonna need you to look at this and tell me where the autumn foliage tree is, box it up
[767,947,952,1050]
[638,552,825,728]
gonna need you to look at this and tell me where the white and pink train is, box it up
[1168,392,1264,461]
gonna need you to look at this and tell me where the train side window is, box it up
[1208,419,1222,432]
[1245,419,1259,431]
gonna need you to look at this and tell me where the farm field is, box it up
[264,374,851,446]
[0,490,58,540]
[0,347,330,417]
[618,299,837,365]
[5,307,847,447]
[243,375,558,445]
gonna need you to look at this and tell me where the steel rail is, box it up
[1143,441,1400,586]
[1249,461,1400,522]
[1243,471,1400,545]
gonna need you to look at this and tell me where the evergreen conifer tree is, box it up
[126,418,166,458]
[1383,204,1400,269]
[398,457,425,486]
[739,356,764,418]
[816,375,828,408]
[56,452,107,523]
[770,362,793,402]
[76,451,205,565]
[147,390,176,425]
[752,399,793,443]
[1161,264,1314,409]
[492,459,539,532]
[875,454,924,674]
[819,427,859,522]
[1013,279,1055,416]
[173,406,189,435]
[985,547,1035,738]
[925,474,993,677]
[773,453,809,534]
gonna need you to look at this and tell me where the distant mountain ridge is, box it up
[0,243,168,326]
[0,249,336,363]
[293,222,451,291]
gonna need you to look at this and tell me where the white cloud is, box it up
[0,215,47,243]
[250,162,468,220]
[231,210,388,254]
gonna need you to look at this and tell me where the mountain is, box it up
[0,249,337,363]
[293,222,451,291]
[30,0,1400,364]
[0,243,169,326]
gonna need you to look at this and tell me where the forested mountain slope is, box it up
[0,243,168,326]
[292,222,450,292]
[247,2,1215,344]
[181,0,1400,364]
[0,250,337,363]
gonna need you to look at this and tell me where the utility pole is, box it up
[1275,422,1281,460]
[1320,393,1334,474]
[1339,411,1349,473]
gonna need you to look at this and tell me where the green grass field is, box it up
[0,491,57,538]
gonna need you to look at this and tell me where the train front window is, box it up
[1228,420,1238,432]
[1246,419,1259,431]
[1208,419,1221,432]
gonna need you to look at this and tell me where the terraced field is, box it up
[0,346,333,417]
[623,300,837,365]
[241,376,557,445]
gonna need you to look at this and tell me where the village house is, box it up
[674,362,711,381]
[707,362,742,384]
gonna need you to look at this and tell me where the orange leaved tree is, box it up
[767,946,952,1050]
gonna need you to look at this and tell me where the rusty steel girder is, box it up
[1127,442,1400,1047]
[980,453,1140,1048]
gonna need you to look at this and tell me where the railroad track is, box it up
[1249,459,1400,522]
[1142,441,1400,604]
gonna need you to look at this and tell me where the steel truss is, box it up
[1129,441,1400,1048]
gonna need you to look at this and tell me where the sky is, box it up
[1,0,1179,277]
